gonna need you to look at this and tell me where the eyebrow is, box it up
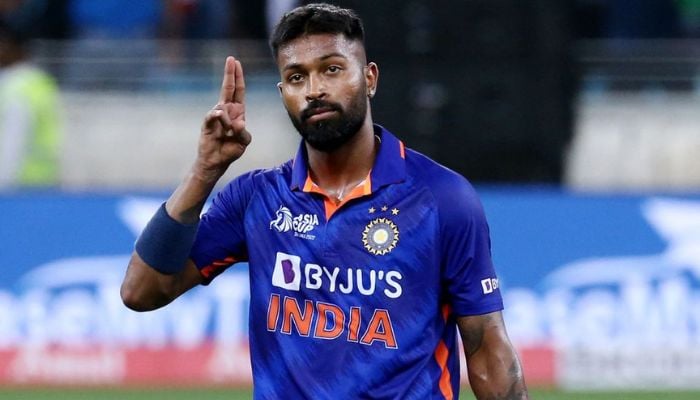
[282,52,348,71]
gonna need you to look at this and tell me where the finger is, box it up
[231,128,252,146]
[233,60,246,104]
[218,56,236,104]
[203,108,232,134]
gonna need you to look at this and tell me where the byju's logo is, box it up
[481,278,499,294]
[272,252,301,290]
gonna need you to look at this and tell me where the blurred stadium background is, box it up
[2,0,700,398]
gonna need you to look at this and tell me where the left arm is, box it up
[457,311,528,400]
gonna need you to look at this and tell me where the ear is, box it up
[276,82,283,97]
[365,62,379,98]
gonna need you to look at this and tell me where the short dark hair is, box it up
[269,3,365,59]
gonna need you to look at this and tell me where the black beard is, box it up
[289,94,367,153]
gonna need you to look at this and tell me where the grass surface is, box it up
[1,388,699,399]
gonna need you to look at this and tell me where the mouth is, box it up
[305,109,337,124]
[302,104,340,124]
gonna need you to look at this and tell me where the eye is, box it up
[287,73,304,83]
[327,65,342,74]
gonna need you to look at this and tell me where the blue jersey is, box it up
[190,125,503,399]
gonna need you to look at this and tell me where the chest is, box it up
[244,185,441,298]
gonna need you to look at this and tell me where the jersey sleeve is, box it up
[189,171,257,283]
[435,174,504,316]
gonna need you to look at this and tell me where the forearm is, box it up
[166,163,226,223]
[458,312,529,400]
[467,344,528,399]
[121,254,203,311]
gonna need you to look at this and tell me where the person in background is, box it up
[677,0,700,36]
[0,18,61,188]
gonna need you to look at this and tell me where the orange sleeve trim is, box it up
[200,255,238,278]
[442,304,452,321]
[434,304,454,399]
[434,340,454,400]
[399,141,405,159]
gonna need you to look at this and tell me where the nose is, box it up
[305,74,326,102]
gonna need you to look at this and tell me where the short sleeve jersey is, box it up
[190,125,503,399]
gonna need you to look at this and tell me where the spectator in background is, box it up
[162,0,297,40]
[0,18,61,188]
[266,0,298,36]
[0,0,70,39]
[677,0,700,36]
[67,0,162,39]
[605,0,681,38]
[162,0,233,39]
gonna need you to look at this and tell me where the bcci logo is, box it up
[362,218,399,256]
[270,205,319,240]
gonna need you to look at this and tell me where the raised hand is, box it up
[196,56,252,179]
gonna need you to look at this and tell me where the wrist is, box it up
[166,169,218,224]
[191,160,228,184]
[135,203,198,275]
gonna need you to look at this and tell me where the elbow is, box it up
[120,281,158,312]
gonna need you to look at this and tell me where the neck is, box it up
[306,117,376,200]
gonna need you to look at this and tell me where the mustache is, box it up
[301,100,342,121]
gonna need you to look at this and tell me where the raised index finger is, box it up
[218,56,236,104]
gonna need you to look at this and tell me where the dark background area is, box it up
[3,0,698,184]
[326,0,575,183]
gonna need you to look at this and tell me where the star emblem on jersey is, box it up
[362,217,399,255]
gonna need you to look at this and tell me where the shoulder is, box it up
[216,160,293,208]
[404,148,485,222]
[6,64,55,90]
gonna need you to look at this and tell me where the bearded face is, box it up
[287,87,367,152]
[276,34,375,153]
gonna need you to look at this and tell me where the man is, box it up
[0,17,61,188]
[121,3,528,399]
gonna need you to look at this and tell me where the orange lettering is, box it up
[314,302,345,339]
[360,309,397,349]
[266,296,398,349]
[347,306,361,342]
[267,294,280,331]
[281,296,314,336]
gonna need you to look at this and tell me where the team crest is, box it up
[362,218,399,255]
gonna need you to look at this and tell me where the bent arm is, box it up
[121,57,249,312]
[120,165,224,311]
[457,311,528,400]
[121,253,203,311]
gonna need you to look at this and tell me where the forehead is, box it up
[276,33,365,69]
